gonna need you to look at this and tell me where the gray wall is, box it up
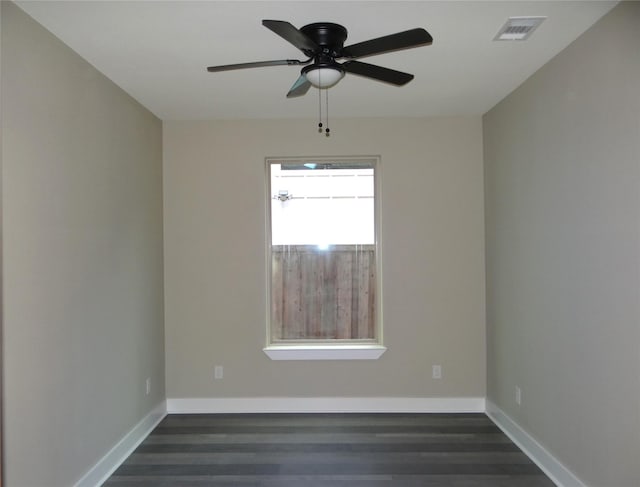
[163,117,486,400]
[483,2,640,486]
[1,3,165,486]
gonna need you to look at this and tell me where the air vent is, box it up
[494,17,546,41]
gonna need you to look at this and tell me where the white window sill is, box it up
[263,344,387,361]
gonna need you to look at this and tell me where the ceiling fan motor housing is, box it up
[299,23,349,87]
[300,23,348,58]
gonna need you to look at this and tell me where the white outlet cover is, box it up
[214,366,224,380]
[432,365,442,379]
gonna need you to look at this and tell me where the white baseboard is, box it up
[166,396,485,414]
[74,400,167,487]
[486,400,585,487]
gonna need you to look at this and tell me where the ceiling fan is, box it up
[206,20,433,98]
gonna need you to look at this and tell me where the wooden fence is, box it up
[271,245,376,340]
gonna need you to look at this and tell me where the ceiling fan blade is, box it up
[342,60,414,86]
[286,75,312,98]
[207,59,308,72]
[342,28,433,59]
[262,20,319,55]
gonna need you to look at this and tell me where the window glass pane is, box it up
[271,162,374,246]
[268,159,378,342]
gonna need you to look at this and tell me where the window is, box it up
[265,156,384,360]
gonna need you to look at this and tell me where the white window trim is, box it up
[265,155,384,360]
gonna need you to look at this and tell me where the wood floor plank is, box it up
[124,451,534,466]
[103,413,555,487]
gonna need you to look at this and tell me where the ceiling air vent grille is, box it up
[494,17,546,41]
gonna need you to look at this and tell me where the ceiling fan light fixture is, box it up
[302,65,344,89]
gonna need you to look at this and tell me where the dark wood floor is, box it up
[103,413,555,486]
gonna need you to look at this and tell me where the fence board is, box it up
[271,245,375,341]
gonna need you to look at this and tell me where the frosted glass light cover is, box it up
[304,67,344,88]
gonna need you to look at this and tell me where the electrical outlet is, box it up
[145,378,151,395]
[214,365,224,380]
[432,365,442,379]
[515,386,522,406]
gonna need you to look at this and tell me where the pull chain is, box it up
[325,89,330,137]
[314,69,330,137]
[318,85,323,133]
[314,69,331,136]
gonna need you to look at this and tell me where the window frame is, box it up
[263,155,385,360]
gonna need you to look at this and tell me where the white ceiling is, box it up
[16,1,617,120]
